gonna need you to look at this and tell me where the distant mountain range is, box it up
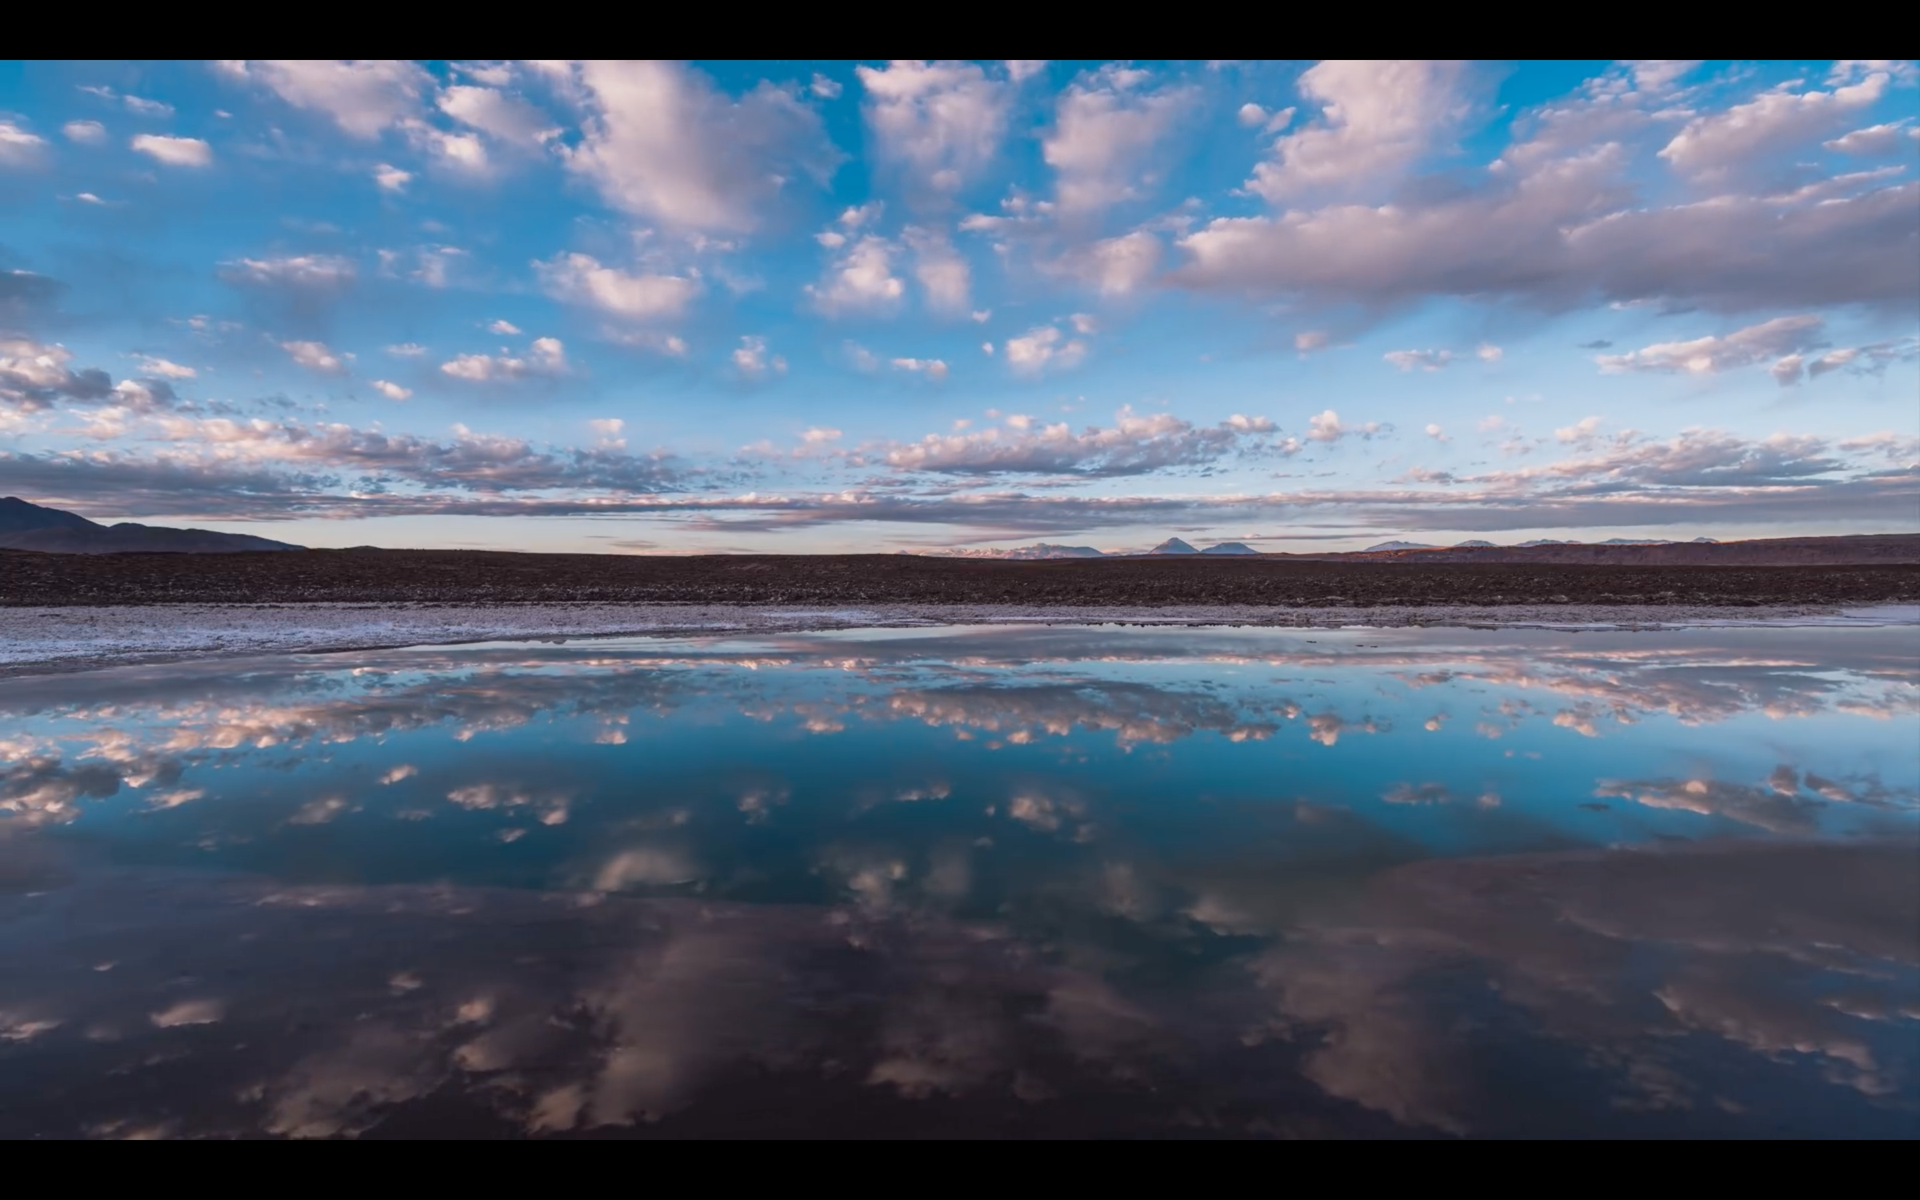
[944,535,1733,560]
[934,538,1263,559]
[0,497,304,554]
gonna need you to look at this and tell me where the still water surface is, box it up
[3,624,1916,1137]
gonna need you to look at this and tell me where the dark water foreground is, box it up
[2,625,1915,1138]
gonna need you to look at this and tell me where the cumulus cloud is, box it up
[62,119,107,145]
[119,412,683,496]
[129,134,212,167]
[281,340,345,374]
[1660,70,1892,179]
[1304,409,1384,443]
[1383,349,1451,371]
[733,336,785,379]
[1003,324,1088,375]
[1043,65,1195,212]
[1248,60,1473,199]
[858,61,1012,198]
[1824,121,1913,155]
[558,60,837,233]
[370,380,412,401]
[219,254,357,293]
[535,252,698,322]
[0,119,48,166]
[903,227,972,315]
[440,337,567,382]
[438,84,557,146]
[806,236,905,316]
[873,406,1271,477]
[1555,416,1604,445]
[891,357,948,380]
[219,60,431,138]
[1174,132,1920,315]
[373,163,411,192]
[1,337,114,413]
[1042,229,1163,296]
[1595,315,1826,383]
[135,356,196,380]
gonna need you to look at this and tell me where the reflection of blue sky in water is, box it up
[1,626,1916,1137]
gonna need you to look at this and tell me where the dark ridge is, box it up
[0,497,303,554]
[2,539,1915,607]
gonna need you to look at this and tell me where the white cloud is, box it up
[876,405,1267,476]
[892,357,949,380]
[559,60,836,233]
[1043,66,1195,211]
[1249,60,1471,199]
[281,339,345,373]
[1006,61,1048,84]
[535,252,698,322]
[1384,349,1451,372]
[129,134,212,167]
[220,254,356,291]
[1174,141,1920,315]
[137,357,196,379]
[371,379,412,401]
[221,60,431,138]
[1046,229,1163,296]
[589,417,625,438]
[1,336,114,413]
[903,227,971,315]
[1660,71,1890,178]
[806,236,905,316]
[488,319,521,335]
[810,73,843,100]
[1476,343,1503,362]
[386,342,427,357]
[1302,410,1384,443]
[123,94,174,118]
[373,163,411,192]
[1595,315,1826,382]
[844,341,881,372]
[857,61,1012,197]
[1555,416,1604,445]
[62,119,107,145]
[1425,423,1450,442]
[1295,330,1331,353]
[401,122,488,173]
[440,337,567,382]
[0,120,47,168]
[437,85,556,146]
[1004,325,1088,375]
[1825,121,1913,156]
[733,335,785,379]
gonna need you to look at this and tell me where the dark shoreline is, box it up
[5,545,1918,608]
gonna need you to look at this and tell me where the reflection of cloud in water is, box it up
[0,871,1211,1137]
[3,629,1910,834]
[1598,768,1917,834]
[1246,840,1919,1131]
[2,836,1911,1137]
[878,682,1279,750]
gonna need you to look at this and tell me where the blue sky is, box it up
[1,59,1915,553]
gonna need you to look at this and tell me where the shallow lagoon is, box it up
[2,624,1916,1138]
